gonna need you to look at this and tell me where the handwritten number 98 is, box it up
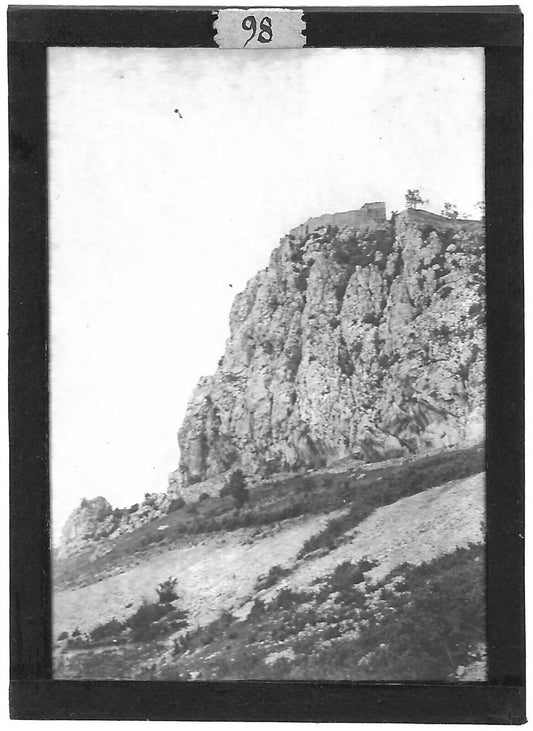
[242,16,273,47]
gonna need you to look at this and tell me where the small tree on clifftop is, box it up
[405,189,426,209]
[441,202,459,219]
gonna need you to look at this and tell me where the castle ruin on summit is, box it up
[289,201,386,239]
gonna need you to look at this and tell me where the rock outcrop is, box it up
[56,492,172,559]
[57,496,113,559]
[170,206,485,496]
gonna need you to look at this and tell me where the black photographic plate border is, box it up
[8,5,524,722]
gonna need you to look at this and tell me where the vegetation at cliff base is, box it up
[54,443,485,593]
[156,543,485,681]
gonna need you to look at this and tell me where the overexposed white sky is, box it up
[49,47,484,541]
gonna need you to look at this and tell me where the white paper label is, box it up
[214,8,305,49]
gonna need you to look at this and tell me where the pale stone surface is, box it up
[57,206,485,558]
[172,208,485,496]
[53,472,484,638]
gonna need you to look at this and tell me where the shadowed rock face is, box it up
[170,208,485,496]
[57,496,113,559]
[57,492,173,560]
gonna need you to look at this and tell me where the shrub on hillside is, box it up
[219,483,232,498]
[327,558,378,593]
[89,617,126,643]
[353,543,486,680]
[198,492,210,502]
[273,587,312,610]
[143,445,484,545]
[125,600,175,642]
[140,531,165,547]
[294,476,315,493]
[297,514,352,559]
[126,600,172,629]
[123,598,188,645]
[172,610,234,656]
[157,576,179,604]
[168,497,186,513]
[222,469,249,509]
[255,564,290,591]
[249,598,266,619]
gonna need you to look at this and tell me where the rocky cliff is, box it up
[57,496,113,559]
[170,207,485,497]
[56,492,172,559]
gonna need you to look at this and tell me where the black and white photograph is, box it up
[46,42,490,683]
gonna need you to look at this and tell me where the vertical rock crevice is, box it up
[172,205,485,495]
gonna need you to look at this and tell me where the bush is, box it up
[256,564,290,591]
[198,492,210,502]
[273,588,312,610]
[323,625,342,640]
[219,483,232,498]
[137,445,484,545]
[128,503,139,513]
[168,497,186,513]
[126,600,172,629]
[57,631,69,641]
[172,611,234,657]
[361,312,379,325]
[294,268,310,292]
[297,515,352,559]
[157,576,179,604]
[90,617,125,643]
[249,598,266,619]
[227,469,249,509]
[140,531,165,547]
[125,600,174,642]
[164,606,189,624]
[327,558,377,593]
[352,543,486,680]
[294,476,315,493]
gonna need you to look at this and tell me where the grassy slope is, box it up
[155,541,485,681]
[53,444,485,681]
[54,442,484,591]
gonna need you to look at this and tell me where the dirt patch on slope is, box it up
[261,473,485,602]
[53,511,344,636]
[53,473,484,641]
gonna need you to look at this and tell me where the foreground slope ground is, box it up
[53,444,486,681]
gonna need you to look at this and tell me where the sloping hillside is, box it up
[53,447,485,681]
[54,204,486,682]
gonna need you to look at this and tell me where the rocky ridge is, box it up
[56,492,172,560]
[170,206,485,498]
[57,203,485,557]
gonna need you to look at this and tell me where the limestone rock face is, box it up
[57,496,113,559]
[57,492,174,559]
[55,205,486,558]
[170,208,485,496]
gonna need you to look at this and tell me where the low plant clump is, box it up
[159,543,485,682]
